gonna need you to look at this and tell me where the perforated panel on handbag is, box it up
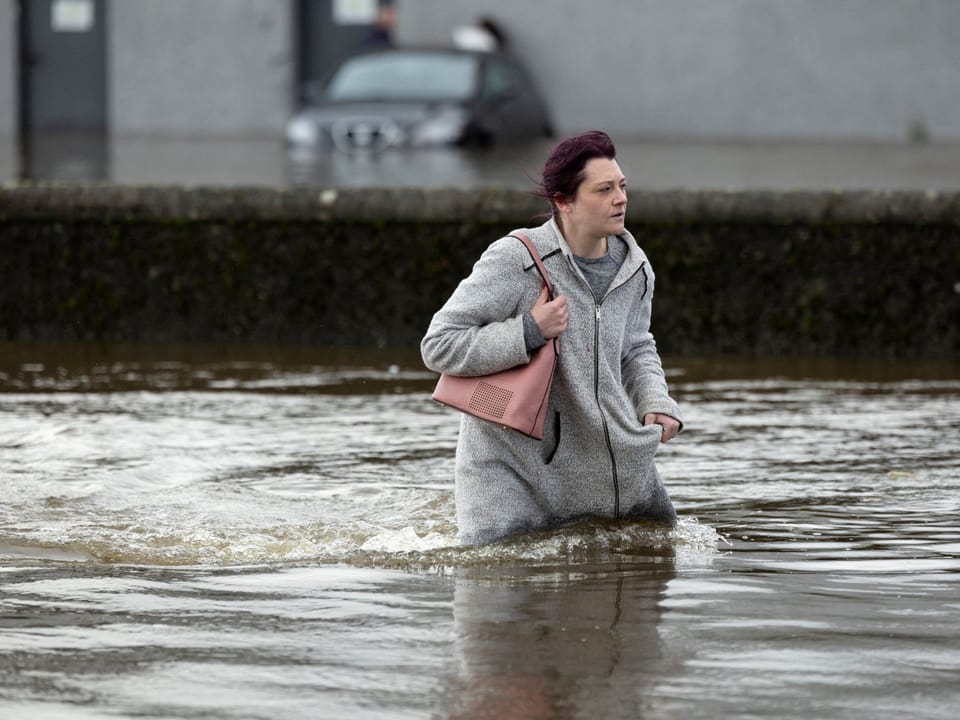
[468,382,512,418]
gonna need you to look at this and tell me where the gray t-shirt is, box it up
[523,236,627,351]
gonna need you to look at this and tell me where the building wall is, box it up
[3,0,958,144]
[395,0,960,142]
[0,0,16,137]
[109,0,294,136]
[0,0,16,179]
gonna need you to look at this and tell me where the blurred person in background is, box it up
[452,16,508,52]
[361,4,396,48]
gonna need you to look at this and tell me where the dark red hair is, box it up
[536,130,617,220]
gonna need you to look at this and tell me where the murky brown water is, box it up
[1,342,958,719]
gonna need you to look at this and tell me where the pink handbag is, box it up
[431,232,559,440]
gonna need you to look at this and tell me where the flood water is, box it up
[7,133,960,190]
[1,342,958,719]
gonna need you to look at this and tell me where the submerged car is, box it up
[286,47,554,153]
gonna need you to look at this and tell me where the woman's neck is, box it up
[564,229,608,259]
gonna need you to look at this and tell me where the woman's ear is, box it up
[554,193,572,215]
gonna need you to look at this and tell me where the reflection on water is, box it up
[1,342,958,719]
[10,132,960,190]
[16,132,109,184]
[9,131,547,189]
[447,560,676,719]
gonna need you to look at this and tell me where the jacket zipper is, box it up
[592,260,647,519]
[594,302,620,517]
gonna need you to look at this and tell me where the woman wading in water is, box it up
[421,131,683,545]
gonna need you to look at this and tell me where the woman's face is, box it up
[561,157,627,240]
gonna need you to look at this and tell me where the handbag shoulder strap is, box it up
[508,231,554,299]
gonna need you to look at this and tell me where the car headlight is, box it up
[409,107,468,146]
[286,117,320,146]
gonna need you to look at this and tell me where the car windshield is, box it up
[325,52,477,102]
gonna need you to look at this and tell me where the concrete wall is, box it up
[0,0,16,137]
[1,186,958,357]
[0,0,16,180]
[109,0,294,136]
[4,0,959,143]
[396,0,960,143]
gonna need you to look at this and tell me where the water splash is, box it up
[1,493,720,572]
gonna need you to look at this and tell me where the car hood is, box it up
[296,100,457,124]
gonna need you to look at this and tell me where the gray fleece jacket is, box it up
[421,218,683,545]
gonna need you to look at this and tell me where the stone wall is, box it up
[2,185,958,357]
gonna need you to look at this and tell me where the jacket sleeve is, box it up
[621,264,684,428]
[421,237,536,377]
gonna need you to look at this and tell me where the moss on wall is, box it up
[1,185,958,357]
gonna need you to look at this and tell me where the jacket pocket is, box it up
[543,410,561,465]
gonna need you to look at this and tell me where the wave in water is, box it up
[0,480,721,571]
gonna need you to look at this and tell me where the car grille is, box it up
[330,118,403,153]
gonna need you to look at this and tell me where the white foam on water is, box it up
[360,526,454,553]
[0,483,721,571]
